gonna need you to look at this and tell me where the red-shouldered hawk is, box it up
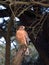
[16,26,29,46]
[16,26,30,55]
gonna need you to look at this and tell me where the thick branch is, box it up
[9,1,49,7]
[0,1,49,7]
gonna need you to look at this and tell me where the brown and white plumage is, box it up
[16,26,30,55]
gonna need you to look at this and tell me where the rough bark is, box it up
[12,46,27,65]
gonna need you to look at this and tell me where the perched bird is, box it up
[16,26,30,46]
[16,26,30,55]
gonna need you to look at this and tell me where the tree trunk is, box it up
[12,46,26,65]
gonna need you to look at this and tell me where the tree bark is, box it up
[12,46,27,65]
